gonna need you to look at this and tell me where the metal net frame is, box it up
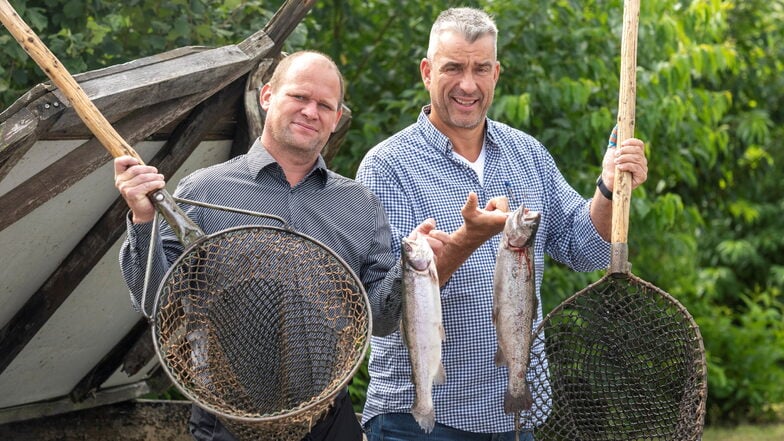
[151,225,370,440]
[525,275,707,441]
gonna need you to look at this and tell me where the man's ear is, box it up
[420,58,432,89]
[259,83,272,111]
[331,106,344,133]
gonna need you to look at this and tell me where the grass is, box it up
[702,423,784,441]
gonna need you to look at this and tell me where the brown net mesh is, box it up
[151,226,369,440]
[526,274,707,441]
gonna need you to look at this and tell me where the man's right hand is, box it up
[429,192,510,285]
[114,155,166,224]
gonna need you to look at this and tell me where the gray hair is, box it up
[426,7,498,59]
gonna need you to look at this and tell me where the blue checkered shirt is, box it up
[356,106,611,433]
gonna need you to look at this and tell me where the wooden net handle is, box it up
[611,0,640,245]
[0,0,144,163]
[1,0,204,247]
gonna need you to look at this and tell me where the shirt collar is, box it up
[417,105,499,154]
[246,138,329,187]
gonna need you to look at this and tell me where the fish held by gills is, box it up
[492,205,541,414]
[401,230,445,433]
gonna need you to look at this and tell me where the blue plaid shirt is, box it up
[356,106,610,433]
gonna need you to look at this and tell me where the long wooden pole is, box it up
[610,0,640,273]
[0,0,144,163]
[0,0,204,245]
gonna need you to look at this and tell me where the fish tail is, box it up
[434,362,446,385]
[522,383,534,410]
[411,399,435,433]
[494,347,507,367]
[504,386,534,414]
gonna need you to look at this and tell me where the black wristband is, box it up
[596,176,613,200]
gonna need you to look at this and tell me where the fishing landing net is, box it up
[525,274,707,441]
[151,225,370,441]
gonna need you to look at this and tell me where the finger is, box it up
[427,229,451,244]
[414,218,437,236]
[487,196,509,212]
[425,230,451,257]
[461,192,479,216]
[118,174,165,198]
[114,155,141,175]
[608,125,618,148]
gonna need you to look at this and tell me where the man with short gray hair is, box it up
[359,7,648,440]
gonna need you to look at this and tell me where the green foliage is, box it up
[3,0,784,426]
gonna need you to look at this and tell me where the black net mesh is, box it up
[151,226,369,440]
[526,274,706,441]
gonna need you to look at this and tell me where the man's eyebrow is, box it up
[441,61,463,68]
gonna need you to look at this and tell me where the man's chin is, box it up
[449,117,484,130]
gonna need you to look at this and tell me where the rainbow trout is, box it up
[401,230,445,433]
[493,205,541,420]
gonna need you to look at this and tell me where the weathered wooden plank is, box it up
[0,78,245,375]
[243,0,316,56]
[0,83,52,122]
[0,92,64,167]
[243,58,277,142]
[324,106,352,167]
[121,325,154,377]
[0,373,171,426]
[69,319,150,402]
[49,45,263,134]
[68,46,209,84]
[0,71,243,233]
[2,0,309,150]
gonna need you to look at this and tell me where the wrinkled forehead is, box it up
[428,26,497,61]
[273,53,344,105]
[429,30,497,65]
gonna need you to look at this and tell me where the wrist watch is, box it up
[596,175,613,200]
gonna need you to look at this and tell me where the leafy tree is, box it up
[2,0,783,426]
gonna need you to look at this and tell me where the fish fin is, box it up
[411,400,435,433]
[494,347,507,366]
[434,363,446,385]
[533,293,539,318]
[522,384,534,410]
[504,388,534,414]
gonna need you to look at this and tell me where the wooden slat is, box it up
[0,370,171,425]
[239,0,315,57]
[243,58,277,142]
[0,78,245,375]
[0,92,64,167]
[0,106,61,183]
[0,83,52,122]
[120,325,154,377]
[69,319,150,402]
[48,45,263,134]
[0,72,242,233]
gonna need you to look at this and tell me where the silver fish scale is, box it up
[401,231,445,433]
